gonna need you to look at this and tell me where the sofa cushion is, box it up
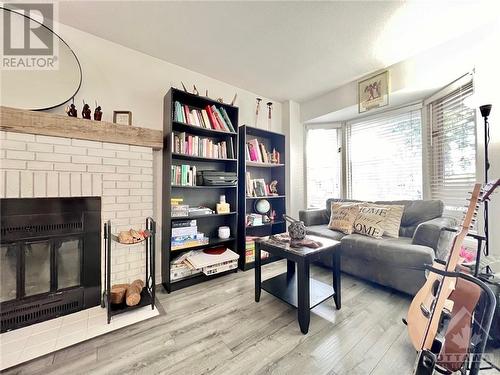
[326,198,363,218]
[353,206,389,238]
[328,202,361,234]
[362,203,405,238]
[306,225,346,241]
[340,234,435,270]
[375,200,444,227]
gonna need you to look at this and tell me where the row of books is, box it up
[170,247,239,281]
[172,132,235,159]
[245,138,281,164]
[245,173,273,197]
[171,164,197,186]
[174,101,236,133]
[245,236,269,263]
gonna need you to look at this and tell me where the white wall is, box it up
[282,100,305,219]
[42,23,283,271]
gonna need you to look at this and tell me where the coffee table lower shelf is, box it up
[261,272,334,310]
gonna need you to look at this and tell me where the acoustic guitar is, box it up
[407,179,500,374]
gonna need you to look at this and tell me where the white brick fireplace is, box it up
[0,130,154,285]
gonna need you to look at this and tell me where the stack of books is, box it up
[245,236,269,263]
[171,219,209,250]
[171,164,197,186]
[171,198,188,217]
[173,101,236,133]
[245,139,280,164]
[172,132,234,159]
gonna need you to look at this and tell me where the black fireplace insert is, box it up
[0,197,101,332]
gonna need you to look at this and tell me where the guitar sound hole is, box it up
[431,280,440,297]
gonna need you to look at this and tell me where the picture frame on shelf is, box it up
[113,110,132,125]
[358,70,389,113]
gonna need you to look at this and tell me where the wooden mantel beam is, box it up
[0,106,163,150]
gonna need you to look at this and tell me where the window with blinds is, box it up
[428,80,476,219]
[306,127,341,208]
[347,108,423,201]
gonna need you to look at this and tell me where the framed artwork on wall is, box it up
[113,111,132,125]
[358,71,389,113]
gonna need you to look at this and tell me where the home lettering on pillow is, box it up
[353,206,389,238]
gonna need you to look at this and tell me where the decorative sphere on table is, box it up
[283,214,306,240]
[255,199,271,214]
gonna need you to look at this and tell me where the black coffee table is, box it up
[255,234,341,334]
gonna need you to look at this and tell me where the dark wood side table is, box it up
[255,234,341,334]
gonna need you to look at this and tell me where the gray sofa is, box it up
[299,199,456,295]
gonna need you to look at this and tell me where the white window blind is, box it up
[428,80,475,219]
[347,108,423,201]
[306,127,341,208]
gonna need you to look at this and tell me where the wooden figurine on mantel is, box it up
[65,98,77,117]
[82,101,91,119]
[94,100,102,121]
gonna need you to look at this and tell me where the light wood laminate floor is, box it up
[3,261,499,375]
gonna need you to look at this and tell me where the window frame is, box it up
[304,123,343,208]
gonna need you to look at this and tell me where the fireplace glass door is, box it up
[0,245,17,302]
[56,238,81,289]
[24,241,51,297]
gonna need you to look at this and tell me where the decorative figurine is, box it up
[217,97,224,103]
[94,101,102,121]
[230,93,237,106]
[65,98,77,117]
[193,85,199,96]
[267,102,273,130]
[269,180,278,196]
[283,214,306,241]
[82,101,91,119]
[255,98,262,127]
[269,209,276,222]
[270,148,280,164]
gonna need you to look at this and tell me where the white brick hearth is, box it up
[0,131,154,285]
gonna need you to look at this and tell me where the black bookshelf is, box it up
[238,125,286,271]
[162,88,239,292]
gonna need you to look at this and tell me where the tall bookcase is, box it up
[162,88,239,292]
[238,125,286,271]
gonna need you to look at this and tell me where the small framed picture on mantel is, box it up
[113,111,132,126]
[358,71,389,113]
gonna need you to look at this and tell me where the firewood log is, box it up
[110,283,129,304]
[125,279,145,306]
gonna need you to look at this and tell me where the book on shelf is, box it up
[188,206,214,216]
[172,132,234,159]
[172,219,196,228]
[171,164,197,186]
[245,138,280,164]
[245,236,269,263]
[171,236,209,251]
[171,224,198,237]
[245,172,278,197]
[172,206,189,217]
[173,101,235,133]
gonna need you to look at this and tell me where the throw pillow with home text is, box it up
[353,206,389,238]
